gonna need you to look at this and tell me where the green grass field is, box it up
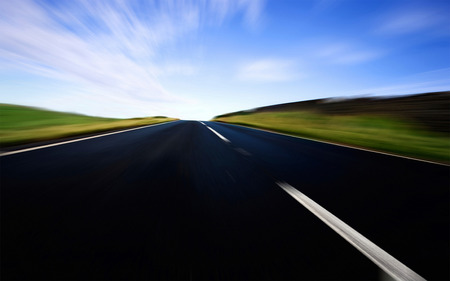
[213,111,450,164]
[0,104,177,147]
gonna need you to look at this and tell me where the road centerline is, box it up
[199,121,230,143]
[277,181,426,281]
[213,121,447,166]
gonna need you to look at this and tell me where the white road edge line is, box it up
[214,122,447,166]
[199,121,230,143]
[277,181,426,281]
[0,121,177,157]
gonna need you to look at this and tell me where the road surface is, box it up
[1,120,448,280]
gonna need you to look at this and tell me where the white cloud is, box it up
[0,0,265,118]
[157,63,198,77]
[377,7,449,35]
[206,0,265,28]
[237,59,300,82]
[315,42,381,65]
[311,0,340,13]
[343,79,450,98]
[239,0,265,29]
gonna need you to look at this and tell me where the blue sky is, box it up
[1,0,449,120]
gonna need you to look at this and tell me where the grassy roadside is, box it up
[0,104,178,147]
[213,111,450,164]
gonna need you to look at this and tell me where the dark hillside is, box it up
[216,91,450,133]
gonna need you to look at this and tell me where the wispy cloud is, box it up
[376,6,449,35]
[207,0,265,28]
[237,59,300,82]
[343,76,450,98]
[311,0,340,13]
[240,0,265,29]
[315,42,381,65]
[0,0,265,117]
[156,63,198,77]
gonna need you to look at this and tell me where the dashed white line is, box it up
[277,181,426,281]
[235,147,251,156]
[207,127,230,143]
[0,121,177,157]
[213,122,447,166]
[199,121,230,143]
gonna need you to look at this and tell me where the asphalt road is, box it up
[1,120,448,280]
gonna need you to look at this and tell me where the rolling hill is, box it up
[0,104,177,147]
[213,91,450,164]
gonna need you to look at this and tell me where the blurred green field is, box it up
[0,104,177,147]
[213,111,450,164]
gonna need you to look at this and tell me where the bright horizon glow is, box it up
[1,0,449,120]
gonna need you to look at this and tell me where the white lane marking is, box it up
[0,121,177,157]
[207,126,230,143]
[199,121,230,143]
[235,147,251,156]
[213,122,447,166]
[277,181,426,281]
[225,170,236,183]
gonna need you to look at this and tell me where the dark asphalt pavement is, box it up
[1,120,448,280]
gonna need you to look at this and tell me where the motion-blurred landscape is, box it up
[0,104,177,147]
[213,91,450,163]
[1,0,449,280]
[2,91,449,164]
